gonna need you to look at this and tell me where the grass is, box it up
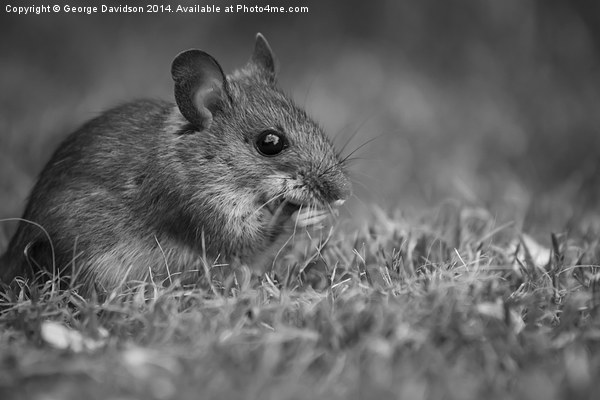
[1,204,599,400]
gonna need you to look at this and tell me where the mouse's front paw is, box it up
[293,208,330,228]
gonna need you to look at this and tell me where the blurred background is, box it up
[1,0,599,243]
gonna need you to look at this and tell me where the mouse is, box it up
[0,33,352,296]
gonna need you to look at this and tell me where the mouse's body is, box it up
[0,34,351,294]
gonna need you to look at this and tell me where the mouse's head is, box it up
[170,34,351,241]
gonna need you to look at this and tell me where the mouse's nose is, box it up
[329,173,352,205]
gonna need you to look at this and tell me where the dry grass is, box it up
[1,204,599,400]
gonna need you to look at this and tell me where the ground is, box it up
[1,204,599,400]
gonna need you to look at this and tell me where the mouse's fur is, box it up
[0,34,352,295]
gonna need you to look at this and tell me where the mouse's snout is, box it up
[326,171,352,206]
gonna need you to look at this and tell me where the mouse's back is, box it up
[0,100,173,285]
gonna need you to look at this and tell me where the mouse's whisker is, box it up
[292,203,303,238]
[337,156,367,166]
[325,201,337,220]
[335,114,374,157]
[338,135,381,166]
[253,192,286,217]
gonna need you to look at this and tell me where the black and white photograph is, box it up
[1,1,600,399]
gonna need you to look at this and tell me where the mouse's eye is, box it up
[255,129,288,156]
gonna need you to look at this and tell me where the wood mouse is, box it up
[0,33,352,295]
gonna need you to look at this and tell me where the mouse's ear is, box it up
[249,33,278,84]
[171,50,230,131]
